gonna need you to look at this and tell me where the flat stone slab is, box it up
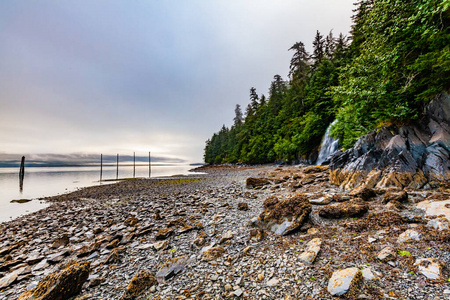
[327,267,362,297]
[414,258,443,280]
[298,238,322,264]
[397,229,421,243]
[417,199,450,221]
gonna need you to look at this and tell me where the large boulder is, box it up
[18,261,90,300]
[258,194,311,235]
[329,92,450,190]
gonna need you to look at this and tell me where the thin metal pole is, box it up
[100,154,103,182]
[116,153,119,180]
[149,151,151,178]
[133,152,136,178]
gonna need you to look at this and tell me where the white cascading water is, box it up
[316,120,339,165]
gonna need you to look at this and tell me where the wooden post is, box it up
[100,154,103,182]
[133,152,136,178]
[116,153,119,180]
[149,151,151,178]
[19,156,25,191]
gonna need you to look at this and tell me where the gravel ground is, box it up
[0,165,449,299]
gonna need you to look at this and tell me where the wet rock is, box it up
[258,194,311,236]
[327,267,362,297]
[237,202,249,211]
[156,255,188,283]
[414,258,443,280]
[202,246,225,261]
[121,269,157,300]
[377,246,396,262]
[18,261,90,300]
[398,229,421,243]
[318,200,369,219]
[246,177,270,189]
[219,230,233,244]
[51,234,70,249]
[382,190,408,204]
[155,228,174,240]
[298,238,322,264]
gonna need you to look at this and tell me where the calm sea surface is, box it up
[0,164,199,223]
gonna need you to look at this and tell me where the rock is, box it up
[298,238,322,264]
[329,92,450,190]
[156,255,188,284]
[202,246,225,261]
[361,267,379,280]
[124,216,138,227]
[350,186,377,201]
[398,229,421,243]
[263,196,279,208]
[427,218,449,231]
[300,174,316,185]
[258,194,311,236]
[105,247,124,264]
[153,240,169,251]
[257,273,264,281]
[307,227,319,235]
[18,261,90,300]
[106,238,120,249]
[309,195,333,205]
[237,202,249,211]
[318,200,369,219]
[327,267,362,297]
[382,190,408,204]
[233,288,243,297]
[303,166,328,173]
[121,269,157,300]
[51,234,70,249]
[417,199,450,221]
[155,228,174,240]
[248,228,265,242]
[0,266,28,289]
[219,230,234,244]
[246,177,270,189]
[267,278,279,287]
[414,258,443,280]
[377,247,396,262]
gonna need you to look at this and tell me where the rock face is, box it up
[329,92,450,190]
[18,261,90,300]
[258,194,311,235]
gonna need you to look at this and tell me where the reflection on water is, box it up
[0,164,198,223]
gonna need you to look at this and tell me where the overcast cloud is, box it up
[0,0,355,163]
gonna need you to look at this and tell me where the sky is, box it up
[0,0,355,164]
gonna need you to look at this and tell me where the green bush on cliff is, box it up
[204,0,450,163]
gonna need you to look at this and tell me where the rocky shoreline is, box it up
[0,165,449,299]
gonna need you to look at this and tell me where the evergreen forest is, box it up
[204,0,450,164]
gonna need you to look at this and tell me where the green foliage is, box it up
[398,250,411,256]
[204,0,449,163]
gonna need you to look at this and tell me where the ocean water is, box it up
[0,164,199,223]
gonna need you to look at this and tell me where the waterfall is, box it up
[316,120,339,165]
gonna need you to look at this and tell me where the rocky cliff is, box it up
[329,92,450,190]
